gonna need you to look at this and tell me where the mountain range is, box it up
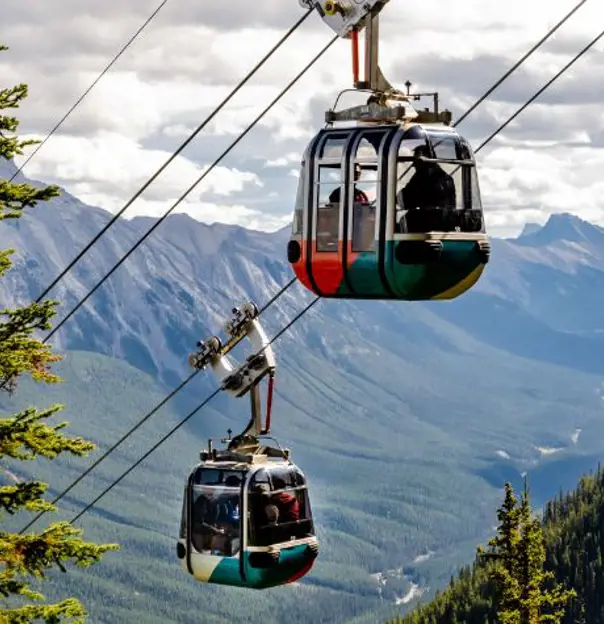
[2,155,604,623]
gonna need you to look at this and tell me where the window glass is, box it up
[195,468,244,487]
[351,163,378,253]
[247,466,315,547]
[250,469,269,486]
[351,201,376,252]
[355,131,384,160]
[395,160,459,233]
[471,167,483,212]
[190,485,241,557]
[397,126,429,160]
[247,484,315,546]
[459,138,474,161]
[319,134,346,159]
[428,133,458,160]
[394,159,485,234]
[316,165,341,252]
[351,132,381,253]
[269,467,296,489]
[291,164,305,236]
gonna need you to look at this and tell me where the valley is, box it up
[3,157,604,621]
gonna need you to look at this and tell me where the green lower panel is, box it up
[385,239,485,300]
[208,544,317,589]
[334,239,486,300]
[344,249,391,297]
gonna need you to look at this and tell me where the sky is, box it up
[1,0,604,238]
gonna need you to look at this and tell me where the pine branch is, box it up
[0,83,49,168]
[0,482,55,515]
[0,301,62,392]
[0,407,94,462]
[0,250,12,278]
[1,522,118,581]
[0,302,58,339]
[0,597,87,623]
[0,181,60,220]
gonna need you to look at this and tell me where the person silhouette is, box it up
[329,163,369,204]
[399,144,456,211]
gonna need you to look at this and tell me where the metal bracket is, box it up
[302,0,390,38]
[321,10,410,124]
[402,81,453,125]
[325,84,453,127]
[224,302,259,340]
[356,11,394,92]
[325,100,409,124]
[187,301,276,398]
[187,336,221,371]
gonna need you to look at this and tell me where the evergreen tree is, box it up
[479,482,522,623]
[0,45,119,622]
[480,481,575,623]
[395,466,604,623]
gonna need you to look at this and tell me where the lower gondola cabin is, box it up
[178,450,318,589]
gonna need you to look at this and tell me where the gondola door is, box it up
[308,132,351,297]
[242,466,319,589]
[344,128,392,297]
[241,467,282,587]
[180,467,248,587]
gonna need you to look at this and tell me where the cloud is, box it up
[479,144,604,236]
[20,133,263,206]
[120,196,292,233]
[1,0,310,35]
[2,0,604,239]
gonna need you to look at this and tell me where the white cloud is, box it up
[124,197,292,232]
[480,144,604,236]
[20,133,262,209]
[264,153,302,168]
[2,0,604,236]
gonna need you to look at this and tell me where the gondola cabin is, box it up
[287,122,490,300]
[177,438,318,589]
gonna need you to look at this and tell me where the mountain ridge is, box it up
[4,159,604,621]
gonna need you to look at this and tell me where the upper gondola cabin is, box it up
[287,119,490,301]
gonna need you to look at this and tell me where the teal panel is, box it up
[383,239,485,300]
[338,245,390,297]
[206,544,317,589]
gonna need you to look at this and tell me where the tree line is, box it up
[391,465,604,623]
[0,43,118,622]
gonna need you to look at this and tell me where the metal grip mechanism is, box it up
[187,301,276,398]
[224,302,259,339]
[187,336,221,371]
[300,0,390,38]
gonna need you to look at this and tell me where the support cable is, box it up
[11,0,172,182]
[32,9,314,304]
[18,276,298,533]
[69,295,319,525]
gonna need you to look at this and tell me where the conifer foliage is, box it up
[392,480,581,624]
[0,45,119,622]
[478,481,576,623]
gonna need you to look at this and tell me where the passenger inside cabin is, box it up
[250,483,280,545]
[271,476,300,523]
[329,163,369,204]
[217,475,242,555]
[191,489,241,557]
[191,493,218,552]
[397,144,456,232]
[400,144,456,209]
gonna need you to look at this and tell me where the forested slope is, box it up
[392,465,604,623]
